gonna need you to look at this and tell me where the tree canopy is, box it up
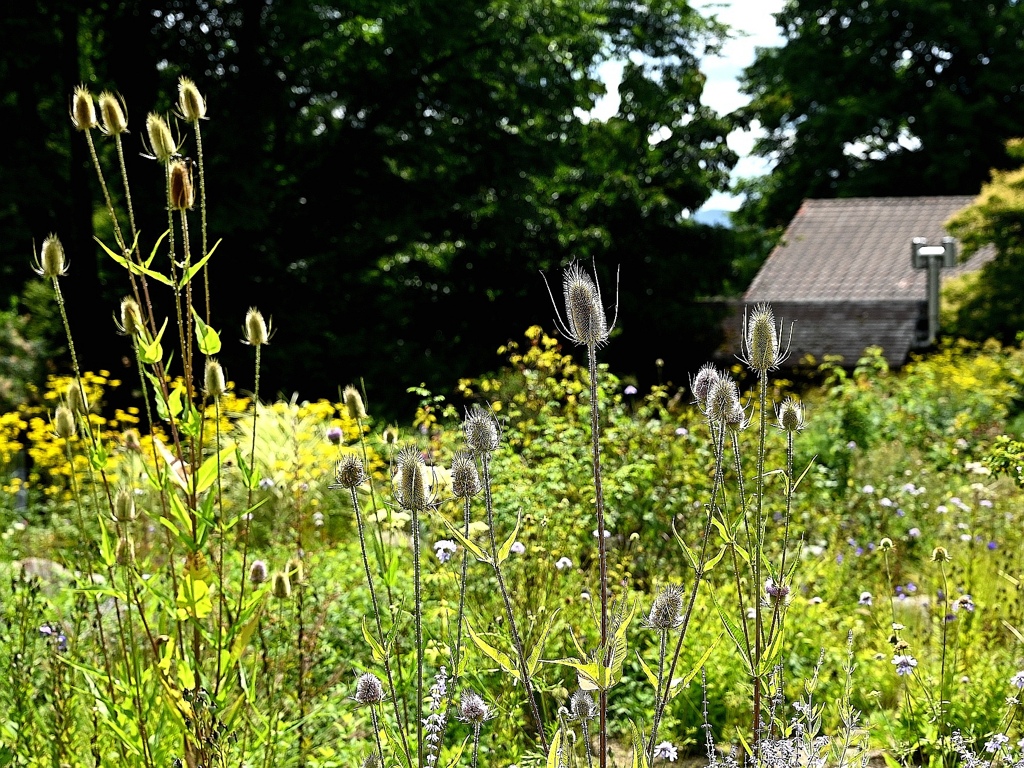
[737,0,1024,230]
[3,0,743,412]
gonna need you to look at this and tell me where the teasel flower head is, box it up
[243,307,270,346]
[116,297,144,337]
[169,159,194,210]
[34,234,68,279]
[706,375,740,424]
[450,450,481,498]
[691,363,721,411]
[65,381,88,415]
[724,401,748,433]
[177,76,207,123]
[354,672,385,706]
[777,397,805,432]
[286,556,304,585]
[741,303,788,376]
[144,113,176,163]
[204,358,226,398]
[272,571,291,599]
[394,446,431,510]
[458,690,492,724]
[122,428,142,453]
[112,486,137,523]
[382,425,399,446]
[463,405,499,454]
[249,560,268,585]
[332,454,367,490]
[764,577,792,608]
[98,91,128,135]
[71,85,97,131]
[360,754,381,768]
[53,405,76,440]
[344,385,367,420]
[645,585,684,630]
[568,689,597,721]
[931,546,951,563]
[543,260,618,348]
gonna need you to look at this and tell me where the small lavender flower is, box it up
[984,734,1009,754]
[653,741,678,762]
[880,497,893,507]
[423,668,448,766]
[1010,670,1024,689]
[862,484,875,494]
[908,527,921,538]
[624,385,638,395]
[555,556,573,570]
[259,477,275,490]
[893,654,918,676]
[675,427,688,436]
[458,690,491,724]
[858,591,873,606]
[433,540,457,564]
[954,594,975,612]
[510,541,525,555]
[326,426,343,445]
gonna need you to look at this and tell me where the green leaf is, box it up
[139,317,169,365]
[496,509,524,564]
[630,720,650,768]
[546,729,564,768]
[608,599,638,680]
[635,650,660,690]
[710,588,752,674]
[95,234,173,286]
[175,574,213,621]
[705,544,728,572]
[527,609,560,677]
[178,238,222,288]
[432,510,491,565]
[144,229,170,268]
[466,619,517,677]
[195,443,236,495]
[362,617,386,663]
[191,306,222,355]
[543,657,602,691]
[98,514,116,568]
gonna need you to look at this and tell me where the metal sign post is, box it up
[911,236,957,345]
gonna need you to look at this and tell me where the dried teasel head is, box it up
[344,385,367,420]
[690,363,721,411]
[53,405,76,440]
[742,303,788,376]
[394,446,430,511]
[204,359,226,398]
[354,672,385,706]
[706,375,740,424]
[169,159,194,210]
[449,451,481,499]
[177,76,207,123]
[332,454,368,490]
[249,560,268,585]
[112,486,137,523]
[98,91,128,135]
[543,260,619,348]
[272,571,291,599]
[34,234,68,279]
[145,113,176,163]
[243,307,270,346]
[71,85,97,131]
[777,397,804,432]
[645,585,684,631]
[463,406,499,454]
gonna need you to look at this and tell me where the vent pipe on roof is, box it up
[911,237,957,345]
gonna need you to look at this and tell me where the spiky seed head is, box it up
[725,402,747,432]
[169,159,194,210]
[344,385,367,420]
[458,690,490,724]
[286,557,304,584]
[122,428,142,453]
[113,486,137,523]
[35,234,67,279]
[691,363,721,409]
[249,559,268,585]
[706,376,740,424]
[382,425,399,445]
[562,262,608,347]
[764,578,791,607]
[744,303,783,375]
[354,672,385,705]
[880,537,894,551]
[145,113,175,163]
[569,689,597,721]
[98,91,127,135]
[65,381,88,415]
[931,546,951,563]
[646,585,684,630]
[778,397,804,432]
[450,450,481,498]
[463,406,498,454]
[71,85,97,131]
[117,297,144,337]
[243,307,269,346]
[54,405,76,440]
[334,454,367,489]
[272,571,291,599]
[395,446,430,511]
[361,754,381,768]
[204,359,226,398]
[177,76,206,123]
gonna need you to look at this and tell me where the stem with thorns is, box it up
[413,502,424,768]
[752,374,768,752]
[193,121,211,323]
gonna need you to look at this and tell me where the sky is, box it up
[590,0,786,212]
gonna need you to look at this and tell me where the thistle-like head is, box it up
[204,359,226,398]
[463,406,499,455]
[177,76,207,123]
[394,446,431,511]
[332,454,367,490]
[645,585,684,630]
[458,690,492,724]
[71,85,97,131]
[145,113,176,163]
[450,450,481,498]
[691,363,721,411]
[34,235,68,279]
[777,397,804,432]
[53,405,76,440]
[169,159,194,210]
[243,307,270,346]
[116,297,144,337]
[98,91,128,135]
[344,385,367,420]
[742,303,788,376]
[542,260,618,348]
[706,375,740,424]
[354,672,385,706]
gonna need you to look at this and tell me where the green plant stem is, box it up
[238,345,260,622]
[413,502,424,768]
[752,374,768,753]
[194,121,211,323]
[372,707,386,767]
[470,723,482,768]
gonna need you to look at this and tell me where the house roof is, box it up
[744,196,994,303]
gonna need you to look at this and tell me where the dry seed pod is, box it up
[98,91,128,135]
[71,85,97,131]
[177,77,206,123]
[145,113,175,163]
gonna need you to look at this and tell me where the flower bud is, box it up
[204,359,226,398]
[778,397,804,432]
[382,426,399,446]
[113,486,137,523]
[249,560,268,585]
[118,297,144,336]
[54,405,76,440]
[463,406,498,454]
[646,585,684,630]
[65,381,88,415]
[243,308,269,346]
[272,571,291,599]
[145,113,175,163]
[286,557,304,585]
[344,385,367,420]
[333,454,367,489]
[98,91,127,135]
[71,85,97,131]
[744,303,784,375]
[458,690,490,724]
[354,672,385,705]
[561,262,609,347]
[450,451,481,498]
[691,363,720,410]
[35,235,67,279]
[177,77,206,123]
[395,446,430,510]
[931,546,951,563]
[169,159,194,210]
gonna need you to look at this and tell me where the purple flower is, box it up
[985,734,1009,754]
[653,742,678,762]
[988,541,998,550]
[433,540,457,563]
[893,654,918,676]
[1011,670,1024,689]
[510,541,526,555]
[908,527,920,537]
[953,594,975,612]
[980,499,993,508]
[259,477,275,490]
[326,426,343,445]
[555,557,573,570]
[624,385,638,396]
[675,427,688,436]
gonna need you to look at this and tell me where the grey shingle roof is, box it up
[744,197,994,302]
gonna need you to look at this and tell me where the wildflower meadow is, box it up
[4,77,1024,768]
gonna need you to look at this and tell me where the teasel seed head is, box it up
[562,261,609,347]
[458,690,491,724]
[354,672,385,705]
[450,450,481,498]
[646,585,684,630]
[243,307,269,346]
[112,486,137,523]
[71,85,97,131]
[204,359,226,398]
[382,425,399,446]
[272,571,291,599]
[117,297,144,337]
[777,397,804,432]
[344,385,367,420]
[286,557,304,585]
[177,76,207,123]
[724,402,748,432]
[122,428,142,453]
[706,376,740,424]
[169,159,194,210]
[54,405,76,440]
[395,446,430,511]
[65,381,88,415]
[880,537,895,552]
[115,535,135,566]
[145,113,176,163]
[569,689,597,721]
[463,406,499,454]
[691,363,721,410]
[361,753,381,768]
[743,303,785,376]
[931,546,951,563]
[333,454,367,489]
[249,560,268,585]
[98,91,128,135]
[34,234,68,279]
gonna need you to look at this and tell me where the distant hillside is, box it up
[693,208,733,228]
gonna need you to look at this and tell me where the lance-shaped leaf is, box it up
[466,619,517,677]
[178,238,222,288]
[432,509,491,564]
[496,508,524,565]
[191,306,221,355]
